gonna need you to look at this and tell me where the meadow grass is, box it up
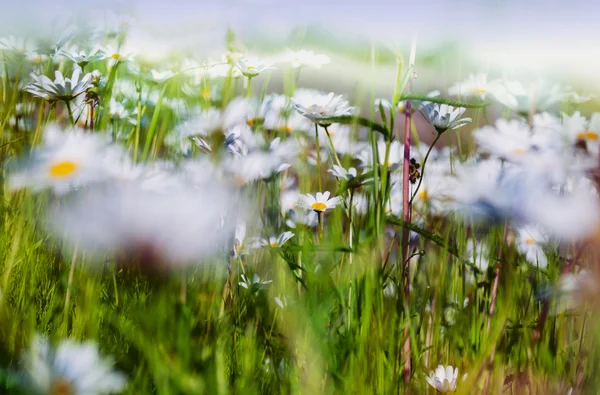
[0,30,597,395]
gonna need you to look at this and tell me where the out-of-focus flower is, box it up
[225,137,295,184]
[20,334,127,395]
[285,208,319,228]
[292,89,355,127]
[556,269,598,312]
[492,80,566,115]
[150,69,177,83]
[25,67,92,102]
[7,124,123,194]
[448,73,500,100]
[300,191,342,212]
[420,103,471,134]
[252,231,295,248]
[474,119,559,163]
[234,56,275,78]
[328,165,357,180]
[516,224,550,268]
[101,44,135,66]
[47,176,242,269]
[0,35,36,54]
[426,365,459,393]
[563,112,600,156]
[279,49,330,69]
[58,48,106,67]
[239,273,273,289]
[358,140,403,170]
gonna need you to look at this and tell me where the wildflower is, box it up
[420,103,471,134]
[20,334,127,395]
[357,140,403,170]
[47,176,242,269]
[233,222,247,257]
[563,112,600,155]
[448,73,500,100]
[7,124,123,194]
[274,295,289,308]
[492,80,565,115]
[474,119,558,163]
[150,69,176,83]
[300,191,342,212]
[293,89,355,127]
[285,209,319,228]
[0,35,36,54]
[516,224,550,268]
[239,274,273,289]
[24,67,93,103]
[555,269,598,312]
[425,365,459,393]
[252,231,295,248]
[101,44,135,66]
[58,47,106,67]
[234,56,275,78]
[328,165,357,180]
[279,49,330,69]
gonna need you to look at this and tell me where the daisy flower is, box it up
[328,165,357,180]
[300,191,342,212]
[492,80,566,115]
[25,67,93,103]
[58,47,106,67]
[292,89,355,127]
[420,103,471,134]
[279,49,330,69]
[20,334,127,395]
[448,73,500,100]
[7,124,124,194]
[562,111,600,155]
[48,178,242,270]
[239,273,273,290]
[234,56,275,78]
[252,231,295,248]
[425,365,459,393]
[516,224,550,269]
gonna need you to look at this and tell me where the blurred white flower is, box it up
[21,334,127,395]
[48,177,242,269]
[448,73,500,100]
[252,231,295,248]
[234,56,275,78]
[58,47,105,67]
[239,273,273,289]
[25,67,92,102]
[516,224,550,268]
[562,111,600,155]
[492,80,566,114]
[8,124,124,194]
[300,191,342,212]
[328,165,357,180]
[293,89,355,127]
[426,365,459,393]
[279,49,330,69]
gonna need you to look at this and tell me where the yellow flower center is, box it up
[418,190,428,200]
[576,130,598,141]
[270,242,279,247]
[246,119,255,127]
[473,88,487,94]
[311,202,327,211]
[49,161,78,178]
[51,379,73,395]
[111,53,121,60]
[201,88,211,99]
[280,126,292,134]
[512,147,526,155]
[525,238,536,245]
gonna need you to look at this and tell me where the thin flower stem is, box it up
[400,35,417,387]
[65,101,75,125]
[314,123,322,191]
[246,77,252,98]
[63,247,78,332]
[409,132,442,205]
[323,126,342,168]
[317,211,324,242]
[487,221,508,334]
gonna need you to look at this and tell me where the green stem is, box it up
[65,101,74,125]
[246,76,252,98]
[314,123,322,191]
[323,126,343,168]
[317,211,324,242]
